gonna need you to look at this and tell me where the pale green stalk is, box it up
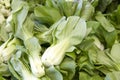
[42,38,70,66]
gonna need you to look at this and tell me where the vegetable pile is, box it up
[0,0,120,80]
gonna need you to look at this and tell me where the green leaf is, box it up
[8,61,22,80]
[34,5,61,25]
[24,37,41,54]
[79,72,91,80]
[74,0,83,16]
[95,12,115,32]
[15,16,34,41]
[105,71,120,80]
[78,37,94,51]
[0,22,8,41]
[95,24,117,48]
[57,0,77,17]
[78,51,95,75]
[113,5,120,24]
[11,0,32,40]
[66,52,76,60]
[108,5,120,29]
[46,66,63,80]
[35,16,66,44]
[79,71,103,80]
[86,21,100,35]
[0,63,11,77]
[80,1,94,21]
[96,0,112,12]
[0,76,6,80]
[34,19,49,32]
[60,57,76,80]
[96,51,113,68]
[54,16,86,45]
[110,43,120,62]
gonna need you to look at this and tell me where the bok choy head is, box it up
[0,34,21,63]
[41,16,87,67]
[9,50,40,80]
[10,0,45,77]
[24,37,45,77]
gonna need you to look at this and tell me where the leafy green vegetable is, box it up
[24,37,45,77]
[0,34,21,63]
[10,50,40,80]
[41,16,87,67]
[10,0,45,78]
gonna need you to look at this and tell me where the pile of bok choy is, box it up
[0,0,120,80]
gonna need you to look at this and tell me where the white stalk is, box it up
[1,45,16,61]
[29,54,45,77]
[41,38,70,67]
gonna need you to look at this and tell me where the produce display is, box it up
[0,0,120,80]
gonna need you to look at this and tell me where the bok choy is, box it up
[41,16,87,67]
